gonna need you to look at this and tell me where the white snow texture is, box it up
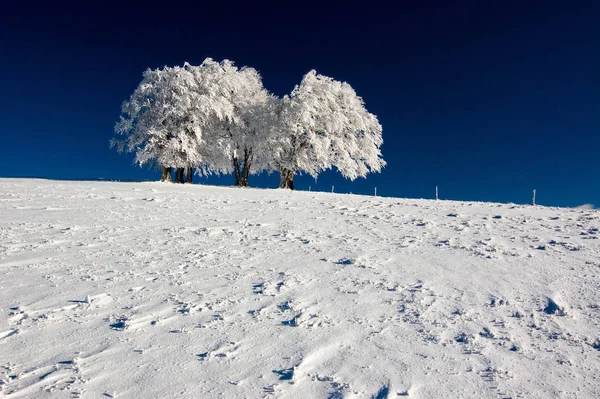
[1,179,599,398]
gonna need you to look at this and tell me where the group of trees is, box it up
[111,58,385,189]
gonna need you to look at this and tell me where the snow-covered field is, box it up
[1,179,599,399]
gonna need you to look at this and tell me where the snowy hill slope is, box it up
[0,179,599,398]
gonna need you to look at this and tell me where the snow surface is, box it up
[1,179,599,398]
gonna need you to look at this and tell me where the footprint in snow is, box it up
[273,366,295,381]
[455,332,471,344]
[278,301,292,312]
[252,282,265,295]
[543,298,566,316]
[282,313,302,327]
[109,317,129,331]
[371,384,390,399]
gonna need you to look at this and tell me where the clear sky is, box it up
[1,1,598,207]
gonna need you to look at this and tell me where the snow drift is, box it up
[0,179,598,398]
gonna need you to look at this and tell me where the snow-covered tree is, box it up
[111,64,206,181]
[112,62,384,188]
[112,59,274,185]
[196,60,275,186]
[269,70,385,189]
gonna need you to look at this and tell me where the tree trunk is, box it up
[233,157,242,186]
[233,147,253,187]
[239,165,250,187]
[175,168,185,183]
[279,169,295,190]
[160,167,172,182]
[185,167,193,183]
[240,148,252,187]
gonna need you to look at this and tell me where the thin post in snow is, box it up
[308,186,311,192]
[532,189,536,206]
[332,185,334,193]
[374,187,377,197]
[436,186,439,200]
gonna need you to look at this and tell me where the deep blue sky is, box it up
[1,1,598,207]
